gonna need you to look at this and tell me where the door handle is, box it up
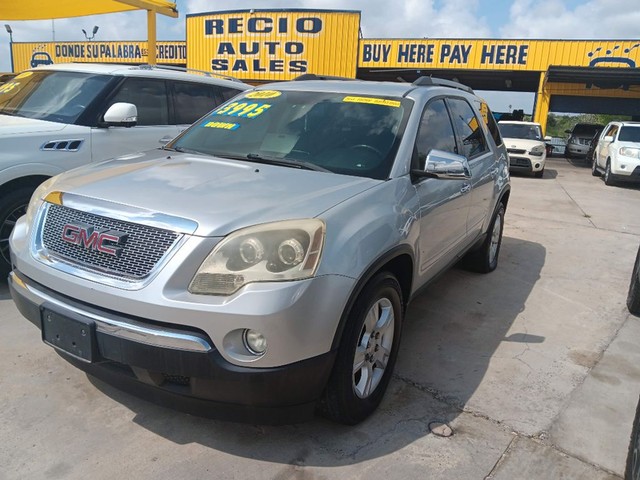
[159,136,173,144]
[460,183,471,194]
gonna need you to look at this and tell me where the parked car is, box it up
[0,63,248,275]
[498,120,547,178]
[585,130,602,164]
[629,244,640,315]
[626,394,640,479]
[566,123,604,158]
[592,121,640,186]
[545,136,566,157]
[8,76,511,425]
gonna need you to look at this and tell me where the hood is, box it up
[50,150,381,237]
[503,137,545,150]
[0,114,67,136]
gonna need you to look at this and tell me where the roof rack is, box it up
[134,64,243,83]
[412,76,473,93]
[293,73,355,81]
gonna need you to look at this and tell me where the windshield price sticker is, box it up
[343,96,401,108]
[245,90,281,99]
[202,121,240,130]
[0,81,20,94]
[215,101,272,118]
[14,72,33,80]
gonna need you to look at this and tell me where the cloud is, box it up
[500,0,640,39]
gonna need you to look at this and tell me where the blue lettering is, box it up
[440,44,451,63]
[211,59,228,71]
[232,59,248,72]
[205,19,223,35]
[239,42,259,55]
[269,59,284,72]
[290,60,307,72]
[481,45,495,64]
[285,42,304,55]
[217,42,235,55]
[229,18,243,34]
[518,45,528,64]
[296,17,322,34]
[247,17,272,33]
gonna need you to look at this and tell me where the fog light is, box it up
[243,329,267,355]
[534,163,540,169]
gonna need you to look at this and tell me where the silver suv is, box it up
[9,76,510,424]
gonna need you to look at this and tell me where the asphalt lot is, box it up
[1,156,640,480]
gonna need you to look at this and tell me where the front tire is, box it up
[592,157,601,177]
[0,187,34,277]
[604,160,616,186]
[321,272,403,424]
[534,168,544,179]
[628,247,640,316]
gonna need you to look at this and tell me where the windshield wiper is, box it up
[245,153,330,172]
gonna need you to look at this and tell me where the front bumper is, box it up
[508,154,545,173]
[567,144,589,156]
[610,164,640,183]
[9,271,337,424]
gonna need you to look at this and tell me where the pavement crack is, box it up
[484,434,518,479]
[556,182,598,228]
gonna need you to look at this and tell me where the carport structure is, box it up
[0,0,178,65]
[358,38,640,133]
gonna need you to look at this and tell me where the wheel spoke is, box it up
[364,306,378,333]
[361,363,373,397]
[376,304,393,333]
[352,346,366,375]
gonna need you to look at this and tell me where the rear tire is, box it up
[465,204,505,274]
[628,247,640,316]
[0,187,34,278]
[320,272,403,425]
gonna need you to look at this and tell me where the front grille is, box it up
[578,138,591,145]
[41,204,181,279]
[509,157,531,168]
[507,148,527,155]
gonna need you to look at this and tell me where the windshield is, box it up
[0,70,112,123]
[170,89,411,180]
[498,123,542,140]
[618,126,640,143]
[572,124,602,136]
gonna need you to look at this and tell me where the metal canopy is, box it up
[0,0,178,65]
[547,66,640,89]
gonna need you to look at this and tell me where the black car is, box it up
[629,244,640,315]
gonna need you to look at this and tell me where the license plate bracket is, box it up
[41,306,97,363]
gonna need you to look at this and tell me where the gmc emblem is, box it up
[61,222,129,258]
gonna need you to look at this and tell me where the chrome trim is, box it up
[59,192,198,234]
[12,272,212,353]
[40,139,85,152]
[31,202,188,291]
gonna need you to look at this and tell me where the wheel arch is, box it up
[330,245,414,350]
[0,175,51,199]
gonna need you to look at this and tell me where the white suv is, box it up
[592,121,640,186]
[0,63,248,273]
[498,121,547,178]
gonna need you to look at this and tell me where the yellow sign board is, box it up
[186,9,361,81]
[12,41,186,72]
[360,39,640,71]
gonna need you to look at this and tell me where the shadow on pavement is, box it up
[84,235,545,466]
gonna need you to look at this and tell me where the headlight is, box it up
[529,145,545,156]
[25,179,56,228]
[619,147,640,159]
[189,219,325,295]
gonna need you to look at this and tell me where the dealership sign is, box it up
[11,41,186,71]
[186,9,361,81]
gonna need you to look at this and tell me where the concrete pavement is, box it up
[1,157,639,479]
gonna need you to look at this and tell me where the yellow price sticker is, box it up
[202,121,240,130]
[15,72,33,79]
[245,90,282,99]
[0,81,20,94]
[343,96,401,108]
[214,101,272,119]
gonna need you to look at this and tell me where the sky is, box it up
[1,0,639,112]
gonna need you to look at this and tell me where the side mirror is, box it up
[412,150,472,180]
[103,102,137,128]
[565,129,572,134]
[603,135,614,142]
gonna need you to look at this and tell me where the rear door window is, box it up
[447,97,489,158]
[171,82,241,125]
